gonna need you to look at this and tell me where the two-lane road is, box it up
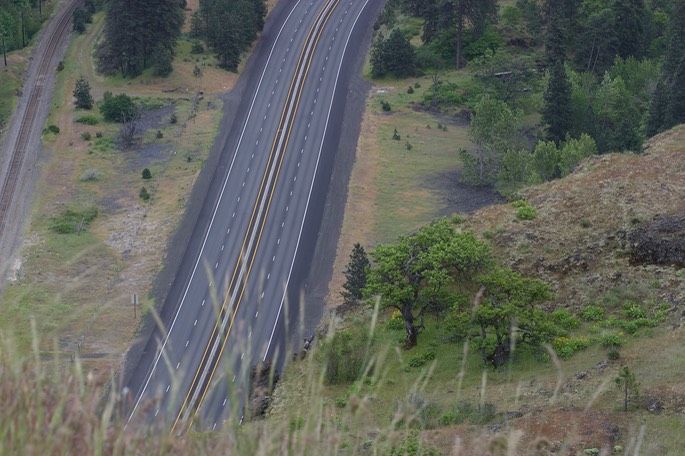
[125,0,376,431]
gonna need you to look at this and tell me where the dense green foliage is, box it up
[99,93,136,122]
[73,76,93,110]
[364,219,492,348]
[370,28,415,78]
[190,0,266,71]
[96,0,184,77]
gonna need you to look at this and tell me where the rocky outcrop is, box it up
[629,214,685,266]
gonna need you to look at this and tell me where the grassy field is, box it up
[0,9,226,366]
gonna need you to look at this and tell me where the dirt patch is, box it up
[428,169,504,217]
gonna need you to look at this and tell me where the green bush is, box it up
[49,207,98,234]
[553,336,591,359]
[79,169,101,182]
[608,349,621,360]
[75,115,99,125]
[516,205,537,220]
[600,333,623,348]
[100,93,137,122]
[407,351,436,368]
[511,199,527,208]
[386,310,404,330]
[81,132,91,141]
[381,100,392,112]
[392,128,401,141]
[552,309,581,331]
[44,125,60,135]
[139,187,150,201]
[335,396,347,408]
[95,131,103,138]
[315,325,372,385]
[437,401,497,426]
[581,305,605,321]
[142,168,152,179]
[622,303,647,320]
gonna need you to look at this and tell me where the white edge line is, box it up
[126,0,305,425]
[264,0,372,362]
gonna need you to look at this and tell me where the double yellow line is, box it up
[170,0,340,433]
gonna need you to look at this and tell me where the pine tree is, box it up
[542,61,572,143]
[73,76,94,110]
[615,366,639,412]
[645,79,667,137]
[341,243,370,304]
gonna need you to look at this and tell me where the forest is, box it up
[370,0,685,191]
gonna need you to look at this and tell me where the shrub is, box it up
[405,141,413,150]
[600,333,623,348]
[139,187,150,201]
[608,349,621,360]
[552,309,581,331]
[380,100,392,112]
[100,93,137,122]
[81,132,91,141]
[581,304,605,321]
[156,130,163,139]
[142,168,152,180]
[335,396,347,408]
[75,115,98,125]
[95,131,103,138]
[170,113,178,124]
[392,128,400,140]
[315,325,372,385]
[407,351,436,368]
[622,303,647,320]
[516,205,537,220]
[49,207,98,234]
[553,336,591,359]
[79,169,101,182]
[437,401,497,426]
[386,310,404,330]
[44,125,60,135]
[407,86,414,94]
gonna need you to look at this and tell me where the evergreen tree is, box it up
[73,76,94,110]
[611,0,648,59]
[645,79,667,137]
[341,243,370,304]
[370,28,415,78]
[615,366,639,412]
[542,61,572,143]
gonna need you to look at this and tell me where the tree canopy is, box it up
[364,219,492,348]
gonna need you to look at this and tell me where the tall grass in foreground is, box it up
[0,299,648,456]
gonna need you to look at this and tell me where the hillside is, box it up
[270,125,685,455]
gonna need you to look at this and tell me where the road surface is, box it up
[125,0,378,432]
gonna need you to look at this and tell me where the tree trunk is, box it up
[402,305,418,349]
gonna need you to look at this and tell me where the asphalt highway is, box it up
[125,0,375,432]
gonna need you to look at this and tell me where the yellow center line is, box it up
[170,0,339,433]
[188,0,342,430]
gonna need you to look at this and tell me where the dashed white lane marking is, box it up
[256,140,259,145]
[277,238,281,244]
[255,311,259,318]
[194,319,198,326]
[238,196,241,202]
[232,375,236,382]
[202,299,206,306]
[251,153,255,158]
[215,262,219,269]
[185,340,189,347]
[294,175,298,181]
[249,331,252,339]
[298,161,301,167]
[221,245,224,251]
[213,423,217,430]
[272,255,276,262]
[247,167,250,172]
[223,398,227,406]
[176,362,180,369]
[242,182,245,187]
[241,353,244,360]
[281,222,285,227]
[166,385,170,393]
[286,206,289,212]
[155,409,159,417]
[260,127,263,132]
[289,191,293,196]
[232,212,235,218]
[267,273,271,280]
[227,228,230,234]
[261,292,264,298]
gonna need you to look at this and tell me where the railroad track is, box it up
[0,0,80,235]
